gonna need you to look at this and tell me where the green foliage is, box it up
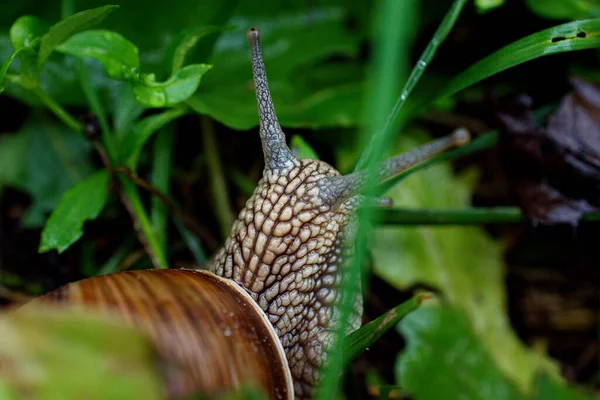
[39,170,110,254]
[0,306,163,399]
[1,1,600,399]
[397,306,593,400]
[525,0,600,20]
[371,131,553,393]
[2,115,94,227]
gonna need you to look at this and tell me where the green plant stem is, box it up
[377,207,600,225]
[356,0,468,170]
[32,87,83,133]
[151,128,174,255]
[201,116,235,240]
[119,177,168,269]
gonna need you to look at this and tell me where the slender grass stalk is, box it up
[151,128,174,255]
[201,116,235,239]
[316,1,416,398]
[356,0,468,170]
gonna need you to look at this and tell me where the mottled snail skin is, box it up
[28,269,294,400]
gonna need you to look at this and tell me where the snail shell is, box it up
[24,269,294,400]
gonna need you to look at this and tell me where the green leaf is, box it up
[57,30,140,81]
[121,105,187,167]
[187,0,367,130]
[290,135,320,160]
[133,63,212,107]
[396,306,524,400]
[343,294,424,364]
[532,374,594,400]
[475,0,505,13]
[0,306,163,399]
[370,130,554,393]
[10,114,94,228]
[166,25,228,74]
[525,0,600,20]
[438,18,600,101]
[0,132,29,189]
[9,15,48,50]
[39,170,110,254]
[38,5,119,68]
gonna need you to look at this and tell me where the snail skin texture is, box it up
[23,26,470,400]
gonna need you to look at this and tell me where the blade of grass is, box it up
[97,237,136,275]
[399,18,600,124]
[356,0,468,170]
[201,116,235,240]
[151,128,174,255]
[342,293,429,365]
[439,18,600,100]
[173,218,207,265]
[316,1,416,398]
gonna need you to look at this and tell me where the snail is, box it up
[20,27,471,400]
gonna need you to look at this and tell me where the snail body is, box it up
[23,27,470,400]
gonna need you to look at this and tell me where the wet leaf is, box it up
[290,135,320,160]
[0,305,163,399]
[165,25,228,74]
[525,0,600,20]
[57,30,140,81]
[496,78,600,225]
[39,170,110,254]
[132,63,212,108]
[187,0,367,130]
[37,5,119,68]
[6,115,94,227]
[397,305,595,400]
[9,15,47,50]
[343,295,424,364]
[0,132,29,190]
[397,306,523,400]
[370,130,554,392]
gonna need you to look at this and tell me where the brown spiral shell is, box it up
[23,269,294,400]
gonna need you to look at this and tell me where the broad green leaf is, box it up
[38,5,119,68]
[438,18,600,101]
[343,294,425,364]
[0,132,28,189]
[121,105,187,167]
[290,135,320,160]
[166,25,228,74]
[396,306,524,400]
[475,0,504,12]
[525,0,600,20]
[370,130,554,393]
[9,15,47,50]
[532,374,594,400]
[187,0,367,130]
[132,63,212,107]
[57,30,140,81]
[10,115,94,228]
[39,170,110,254]
[0,306,163,399]
[396,306,596,400]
